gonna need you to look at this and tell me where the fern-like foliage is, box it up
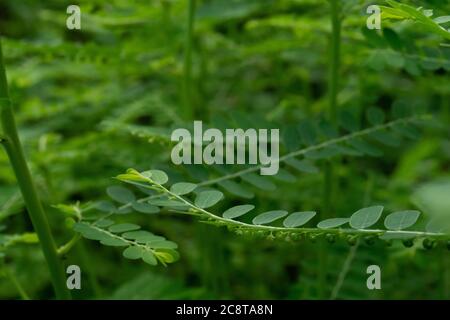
[0,232,38,260]
[113,168,450,251]
[56,202,179,267]
[382,0,450,41]
[63,110,446,270]
[106,110,427,201]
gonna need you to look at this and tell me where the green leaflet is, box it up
[142,251,157,265]
[272,168,296,183]
[95,200,117,213]
[297,120,317,145]
[252,210,288,225]
[218,180,254,199]
[241,173,276,191]
[349,206,384,229]
[148,198,186,207]
[366,107,386,125]
[144,169,169,184]
[131,202,160,214]
[122,231,165,243]
[123,246,144,260]
[348,138,383,157]
[107,186,136,204]
[170,182,197,195]
[93,219,115,228]
[370,131,402,147]
[339,110,360,132]
[100,238,129,247]
[109,223,141,233]
[283,211,316,228]
[223,204,255,219]
[285,158,319,174]
[317,218,349,229]
[426,218,450,233]
[434,16,450,24]
[194,190,224,208]
[147,240,178,249]
[384,210,421,230]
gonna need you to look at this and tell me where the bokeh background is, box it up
[0,0,449,299]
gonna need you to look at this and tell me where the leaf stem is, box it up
[139,177,448,240]
[0,39,71,299]
[197,115,425,187]
[57,234,81,256]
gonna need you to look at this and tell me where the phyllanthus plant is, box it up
[65,108,449,268]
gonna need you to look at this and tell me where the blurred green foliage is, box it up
[0,0,449,299]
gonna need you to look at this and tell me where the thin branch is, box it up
[198,115,427,187]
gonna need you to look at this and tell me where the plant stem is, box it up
[0,39,71,299]
[182,0,196,120]
[318,0,341,299]
[57,234,81,256]
[328,0,341,124]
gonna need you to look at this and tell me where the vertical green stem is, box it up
[182,0,196,120]
[328,0,341,124]
[318,0,342,299]
[0,39,71,300]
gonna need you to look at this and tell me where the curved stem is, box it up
[0,39,71,299]
[136,177,447,240]
[57,234,81,256]
[197,115,424,187]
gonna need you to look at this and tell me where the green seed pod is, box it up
[276,232,288,240]
[402,239,414,248]
[383,239,393,247]
[289,233,300,241]
[326,234,336,244]
[422,238,434,250]
[308,234,317,243]
[364,236,376,246]
[347,235,357,246]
